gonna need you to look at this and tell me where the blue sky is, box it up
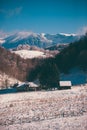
[0,0,87,34]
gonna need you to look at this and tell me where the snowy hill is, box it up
[13,50,46,59]
[12,49,55,59]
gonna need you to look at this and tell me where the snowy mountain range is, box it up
[0,31,78,49]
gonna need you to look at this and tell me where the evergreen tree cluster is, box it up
[55,34,87,72]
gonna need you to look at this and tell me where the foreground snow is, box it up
[0,85,87,130]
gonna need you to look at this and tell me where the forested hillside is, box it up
[0,47,40,81]
[55,34,87,73]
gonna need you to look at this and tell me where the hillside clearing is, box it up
[13,50,46,59]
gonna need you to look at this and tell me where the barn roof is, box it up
[59,81,72,86]
[17,83,26,88]
[29,82,39,87]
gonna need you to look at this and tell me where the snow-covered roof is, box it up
[17,83,26,88]
[17,82,39,88]
[59,81,72,86]
[29,82,38,87]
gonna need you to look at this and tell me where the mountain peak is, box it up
[1,31,78,49]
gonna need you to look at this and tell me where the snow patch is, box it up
[40,33,52,43]
[60,33,77,36]
[12,50,46,59]
[11,31,38,42]
[0,39,5,44]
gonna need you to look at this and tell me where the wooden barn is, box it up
[16,82,40,92]
[59,81,72,90]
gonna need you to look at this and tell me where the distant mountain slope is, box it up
[46,44,69,51]
[45,33,77,44]
[1,31,78,49]
[2,32,52,49]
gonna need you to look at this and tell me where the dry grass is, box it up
[0,85,87,130]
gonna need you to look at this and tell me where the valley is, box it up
[0,0,87,130]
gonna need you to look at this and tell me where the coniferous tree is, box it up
[39,60,60,90]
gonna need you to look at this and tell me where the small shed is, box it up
[59,81,72,90]
[29,82,40,91]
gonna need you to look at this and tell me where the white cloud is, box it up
[0,7,23,17]
[78,26,87,36]
[82,26,87,35]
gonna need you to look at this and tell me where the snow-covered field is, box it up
[60,68,87,85]
[0,85,87,130]
[13,50,47,59]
